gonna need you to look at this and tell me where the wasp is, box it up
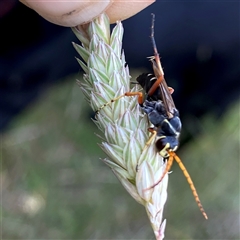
[96,14,208,219]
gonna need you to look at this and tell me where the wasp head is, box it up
[156,136,179,158]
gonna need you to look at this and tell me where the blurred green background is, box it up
[2,73,239,239]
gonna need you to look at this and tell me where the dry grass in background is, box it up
[2,73,239,239]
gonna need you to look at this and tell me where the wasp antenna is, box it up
[171,152,208,220]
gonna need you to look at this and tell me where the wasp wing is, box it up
[159,77,176,118]
[150,57,176,118]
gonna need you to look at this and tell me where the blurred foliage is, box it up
[1,73,239,239]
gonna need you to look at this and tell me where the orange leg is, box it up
[142,128,157,152]
[95,91,143,114]
[148,75,164,96]
[149,14,175,99]
[147,74,174,98]
[96,66,174,114]
[125,91,144,105]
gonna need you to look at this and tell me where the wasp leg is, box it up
[95,91,144,115]
[147,14,165,97]
[95,94,125,115]
[148,75,164,96]
[125,91,144,105]
[142,128,157,152]
[148,14,176,99]
[136,128,157,172]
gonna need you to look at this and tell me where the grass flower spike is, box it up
[72,14,168,240]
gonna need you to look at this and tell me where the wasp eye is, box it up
[156,138,171,151]
[156,139,170,158]
[155,138,165,152]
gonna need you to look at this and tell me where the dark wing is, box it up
[158,76,176,117]
[150,57,176,118]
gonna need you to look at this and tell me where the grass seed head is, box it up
[73,13,168,240]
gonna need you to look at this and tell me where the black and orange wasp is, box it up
[97,14,208,219]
